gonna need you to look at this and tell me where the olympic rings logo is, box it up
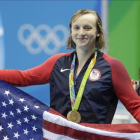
[18,24,69,55]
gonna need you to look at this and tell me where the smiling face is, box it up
[71,14,99,51]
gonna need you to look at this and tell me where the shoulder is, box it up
[102,53,119,63]
[33,52,72,75]
[102,53,128,76]
[47,52,72,61]
[102,53,124,68]
[50,52,71,58]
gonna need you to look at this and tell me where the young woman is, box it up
[0,9,140,124]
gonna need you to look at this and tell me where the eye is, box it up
[84,26,92,30]
[73,26,79,30]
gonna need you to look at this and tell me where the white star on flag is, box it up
[24,117,29,123]
[14,132,20,139]
[16,119,22,125]
[9,99,14,105]
[4,90,10,96]
[3,136,9,140]
[23,105,29,112]
[23,128,29,135]
[31,114,37,120]
[34,105,40,109]
[2,101,7,107]
[32,125,37,131]
[19,98,25,102]
[0,125,4,131]
[9,111,14,116]
[2,112,8,119]
[16,108,22,114]
[7,122,14,129]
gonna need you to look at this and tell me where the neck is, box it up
[76,48,95,68]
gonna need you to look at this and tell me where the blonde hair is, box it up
[67,9,105,50]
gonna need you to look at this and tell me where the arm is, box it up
[0,53,67,86]
[103,54,140,123]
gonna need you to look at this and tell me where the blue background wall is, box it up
[0,1,102,105]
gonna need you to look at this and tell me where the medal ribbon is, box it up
[69,51,97,111]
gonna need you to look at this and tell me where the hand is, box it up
[131,79,137,90]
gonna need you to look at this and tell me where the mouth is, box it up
[77,38,87,40]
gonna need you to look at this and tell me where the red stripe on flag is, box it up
[49,108,140,133]
[80,123,140,133]
[46,109,140,139]
[43,119,126,140]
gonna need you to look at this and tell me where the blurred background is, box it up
[0,0,139,124]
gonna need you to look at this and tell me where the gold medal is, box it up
[67,110,81,123]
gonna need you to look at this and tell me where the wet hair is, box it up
[67,9,105,50]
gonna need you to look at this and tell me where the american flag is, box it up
[0,80,140,140]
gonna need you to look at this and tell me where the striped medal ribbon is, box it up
[67,51,97,123]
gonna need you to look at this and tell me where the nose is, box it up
[79,28,85,35]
